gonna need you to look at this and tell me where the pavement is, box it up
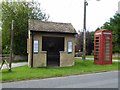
[0,62,27,69]
[2,71,119,88]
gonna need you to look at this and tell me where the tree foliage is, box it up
[75,31,93,55]
[101,13,120,53]
[2,1,49,55]
[0,30,2,54]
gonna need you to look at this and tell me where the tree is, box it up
[0,15,1,54]
[75,31,83,52]
[75,31,93,55]
[101,13,120,53]
[2,1,49,55]
[86,31,93,55]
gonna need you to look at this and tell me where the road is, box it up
[2,71,119,88]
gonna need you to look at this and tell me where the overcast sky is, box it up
[0,0,120,32]
[33,0,119,32]
[1,0,120,32]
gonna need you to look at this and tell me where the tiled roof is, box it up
[28,19,77,34]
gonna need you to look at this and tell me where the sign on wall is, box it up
[34,40,38,53]
[67,41,72,53]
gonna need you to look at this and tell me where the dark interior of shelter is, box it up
[42,36,64,66]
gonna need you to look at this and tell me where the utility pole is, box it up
[9,20,14,71]
[82,0,88,60]
[82,0,100,60]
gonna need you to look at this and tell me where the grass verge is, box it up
[86,55,120,60]
[1,59,119,82]
[112,57,120,60]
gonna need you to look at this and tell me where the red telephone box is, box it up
[94,29,112,64]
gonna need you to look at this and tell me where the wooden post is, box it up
[9,20,14,71]
[30,31,33,68]
[82,0,87,60]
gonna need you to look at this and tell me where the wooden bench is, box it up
[0,54,10,70]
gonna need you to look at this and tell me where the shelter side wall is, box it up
[33,52,47,67]
[60,36,75,67]
[33,33,47,67]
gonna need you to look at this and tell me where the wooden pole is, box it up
[82,0,87,60]
[9,20,14,71]
[82,0,100,60]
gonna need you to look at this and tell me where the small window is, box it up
[67,41,72,53]
[33,40,39,53]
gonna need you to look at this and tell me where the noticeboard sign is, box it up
[67,41,72,53]
[34,40,38,53]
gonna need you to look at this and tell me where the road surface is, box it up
[2,71,119,88]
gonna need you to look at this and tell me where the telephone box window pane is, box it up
[34,40,38,53]
[68,41,72,53]
[95,37,99,60]
[104,37,110,61]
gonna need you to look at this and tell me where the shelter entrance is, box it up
[42,36,64,66]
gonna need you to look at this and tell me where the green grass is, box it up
[112,57,120,60]
[1,59,119,82]
[86,55,94,58]
[86,55,120,60]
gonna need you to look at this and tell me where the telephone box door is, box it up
[103,32,112,64]
[94,35,101,64]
